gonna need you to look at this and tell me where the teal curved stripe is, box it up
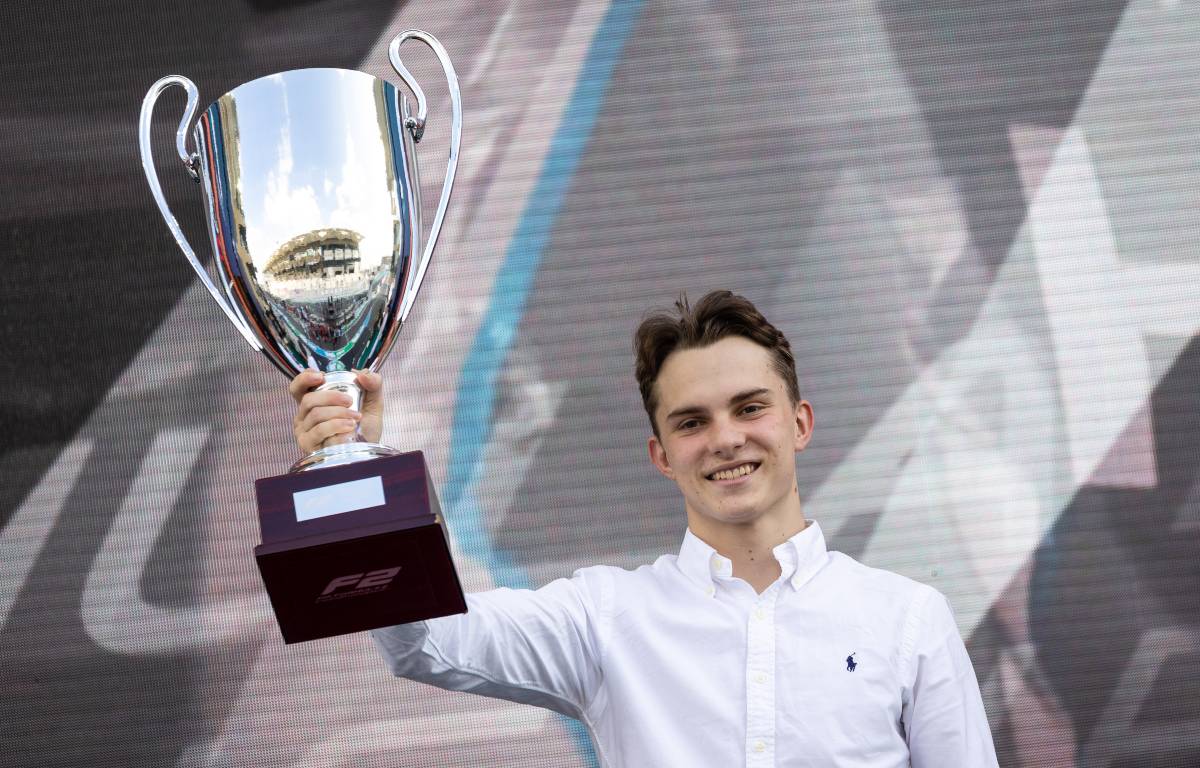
[442,1,643,763]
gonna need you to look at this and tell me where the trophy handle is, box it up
[138,76,264,353]
[389,30,462,329]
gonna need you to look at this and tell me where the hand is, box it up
[289,369,385,454]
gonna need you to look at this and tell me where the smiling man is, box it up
[640,322,814,597]
[290,290,998,767]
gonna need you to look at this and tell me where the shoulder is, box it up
[565,554,685,601]
[824,550,938,604]
[569,556,674,589]
[818,551,948,641]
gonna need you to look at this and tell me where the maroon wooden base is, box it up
[252,450,466,644]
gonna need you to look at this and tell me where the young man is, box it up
[290,290,998,767]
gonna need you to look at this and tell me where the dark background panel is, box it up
[0,0,401,528]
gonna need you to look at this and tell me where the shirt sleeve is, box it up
[369,567,607,719]
[901,587,999,768]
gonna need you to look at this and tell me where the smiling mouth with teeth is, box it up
[707,462,760,481]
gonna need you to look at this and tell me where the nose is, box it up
[709,414,746,456]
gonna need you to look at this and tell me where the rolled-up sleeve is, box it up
[901,588,999,767]
[370,567,608,719]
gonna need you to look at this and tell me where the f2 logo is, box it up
[320,567,402,597]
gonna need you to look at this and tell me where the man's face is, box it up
[647,336,813,531]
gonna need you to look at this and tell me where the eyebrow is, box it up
[665,388,772,422]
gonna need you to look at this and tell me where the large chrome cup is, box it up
[139,31,460,473]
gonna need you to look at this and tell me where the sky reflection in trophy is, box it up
[203,69,413,376]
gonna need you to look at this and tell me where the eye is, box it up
[677,418,701,431]
[740,404,765,415]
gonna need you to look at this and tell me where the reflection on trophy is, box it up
[139,31,467,643]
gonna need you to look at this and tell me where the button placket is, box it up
[745,588,778,767]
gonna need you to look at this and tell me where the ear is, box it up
[648,434,675,479]
[792,400,814,452]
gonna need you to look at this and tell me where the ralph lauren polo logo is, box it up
[846,652,857,672]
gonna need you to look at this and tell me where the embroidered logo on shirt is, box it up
[846,652,857,672]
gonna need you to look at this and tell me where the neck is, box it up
[688,503,808,594]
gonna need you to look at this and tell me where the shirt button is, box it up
[706,586,715,597]
[753,741,766,753]
[753,672,766,684]
[753,607,765,621]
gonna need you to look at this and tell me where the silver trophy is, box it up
[139,32,468,643]
[139,30,460,473]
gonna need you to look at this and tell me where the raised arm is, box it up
[371,567,608,719]
[288,371,606,717]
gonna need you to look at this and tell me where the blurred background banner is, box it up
[2,0,1199,765]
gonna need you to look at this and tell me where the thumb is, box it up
[354,370,384,417]
[354,369,383,393]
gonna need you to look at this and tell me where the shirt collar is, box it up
[677,520,829,594]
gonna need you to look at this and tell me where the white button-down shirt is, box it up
[372,521,998,767]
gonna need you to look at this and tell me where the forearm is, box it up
[368,579,604,718]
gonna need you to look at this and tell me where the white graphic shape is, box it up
[0,440,94,630]
[81,427,271,655]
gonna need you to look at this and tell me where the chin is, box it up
[703,505,764,526]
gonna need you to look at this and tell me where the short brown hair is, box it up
[634,290,800,436]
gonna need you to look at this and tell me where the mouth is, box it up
[706,462,761,482]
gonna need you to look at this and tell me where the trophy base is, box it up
[290,441,400,473]
[254,450,467,644]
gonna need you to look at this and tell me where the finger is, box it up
[299,405,361,436]
[302,418,358,453]
[319,419,359,447]
[299,389,356,412]
[288,369,322,399]
[294,389,355,427]
[288,369,325,403]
